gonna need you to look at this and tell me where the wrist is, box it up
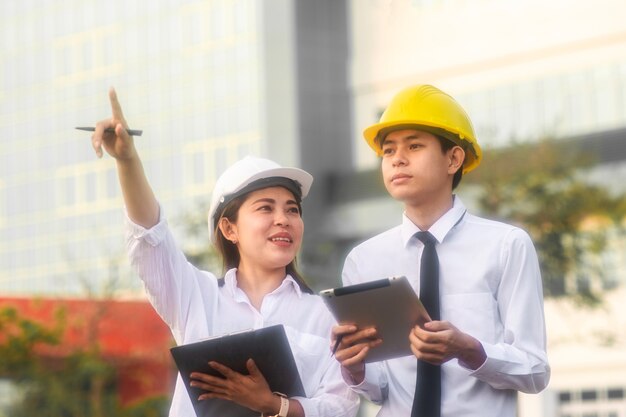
[344,363,366,385]
[114,147,139,163]
[261,392,289,417]
[458,336,487,370]
[259,392,281,415]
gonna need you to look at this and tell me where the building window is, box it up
[193,152,205,185]
[62,176,76,207]
[581,390,597,402]
[557,387,626,417]
[608,388,624,400]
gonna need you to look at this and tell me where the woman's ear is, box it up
[218,217,238,244]
[448,146,465,174]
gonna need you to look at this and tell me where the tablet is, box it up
[170,324,305,417]
[320,276,431,363]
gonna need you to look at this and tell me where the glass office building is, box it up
[0,0,308,295]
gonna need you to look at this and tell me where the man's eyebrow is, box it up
[383,134,421,145]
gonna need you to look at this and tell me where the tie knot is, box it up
[415,231,437,246]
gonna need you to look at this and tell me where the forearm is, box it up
[116,155,159,228]
[293,360,361,417]
[341,363,386,405]
[457,333,487,370]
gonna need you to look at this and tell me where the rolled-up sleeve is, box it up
[125,206,218,344]
[295,357,360,417]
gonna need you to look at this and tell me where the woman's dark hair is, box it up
[213,189,314,294]
[435,135,464,190]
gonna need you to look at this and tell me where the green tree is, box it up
[0,306,169,417]
[175,199,221,272]
[468,138,626,303]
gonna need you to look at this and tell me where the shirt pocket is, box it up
[284,326,330,398]
[442,292,497,344]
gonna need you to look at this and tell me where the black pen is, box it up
[75,126,143,136]
[331,335,344,356]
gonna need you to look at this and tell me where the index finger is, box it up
[108,87,125,120]
[342,326,379,346]
[208,361,236,378]
[332,324,357,338]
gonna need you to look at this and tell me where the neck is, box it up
[236,262,287,310]
[404,194,454,231]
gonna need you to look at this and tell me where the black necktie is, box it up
[411,231,441,417]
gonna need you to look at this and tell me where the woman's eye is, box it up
[288,207,301,214]
[382,147,393,155]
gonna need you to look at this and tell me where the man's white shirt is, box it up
[342,197,550,417]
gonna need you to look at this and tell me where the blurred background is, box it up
[1,0,626,416]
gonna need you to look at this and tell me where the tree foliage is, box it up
[175,199,221,273]
[0,306,169,417]
[468,138,626,303]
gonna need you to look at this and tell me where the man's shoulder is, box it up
[351,224,403,252]
[464,211,514,227]
[462,212,532,241]
[464,212,516,228]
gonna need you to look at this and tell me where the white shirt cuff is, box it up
[124,205,168,247]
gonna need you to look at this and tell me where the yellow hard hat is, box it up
[363,84,482,173]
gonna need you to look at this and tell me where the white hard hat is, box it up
[207,156,314,242]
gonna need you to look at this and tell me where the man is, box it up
[332,84,550,416]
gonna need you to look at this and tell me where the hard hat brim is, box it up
[362,120,481,174]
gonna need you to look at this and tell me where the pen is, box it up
[331,335,344,356]
[75,126,143,136]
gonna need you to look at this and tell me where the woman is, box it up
[91,88,359,417]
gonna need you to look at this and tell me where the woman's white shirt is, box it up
[125,209,359,417]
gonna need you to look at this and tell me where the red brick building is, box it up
[0,297,176,406]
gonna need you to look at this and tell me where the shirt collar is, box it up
[223,268,303,299]
[274,274,303,298]
[401,195,467,247]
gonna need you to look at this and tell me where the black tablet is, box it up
[320,276,431,363]
[170,324,305,417]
